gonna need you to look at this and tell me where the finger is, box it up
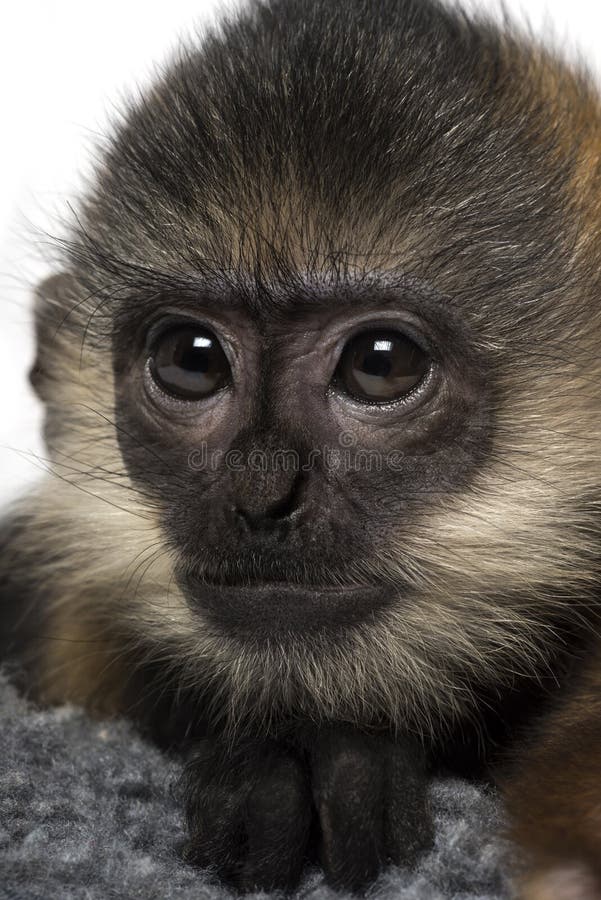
[385,737,434,866]
[237,754,312,892]
[311,729,385,891]
[183,775,247,880]
[182,738,252,879]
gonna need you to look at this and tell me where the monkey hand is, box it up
[182,727,433,893]
[182,736,312,892]
[307,727,434,891]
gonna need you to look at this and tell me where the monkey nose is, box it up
[233,470,305,531]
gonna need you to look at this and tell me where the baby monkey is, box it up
[3,0,601,896]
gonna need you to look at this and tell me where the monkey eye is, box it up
[334,329,430,403]
[149,325,231,400]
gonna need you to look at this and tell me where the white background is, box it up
[0,0,599,504]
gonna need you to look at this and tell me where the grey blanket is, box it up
[0,670,512,899]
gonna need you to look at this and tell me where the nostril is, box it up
[264,481,300,520]
[235,471,304,530]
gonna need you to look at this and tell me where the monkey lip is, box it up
[180,572,393,636]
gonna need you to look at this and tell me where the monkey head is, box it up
[27,0,601,737]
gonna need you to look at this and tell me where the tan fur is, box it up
[503,653,601,897]
[34,610,127,715]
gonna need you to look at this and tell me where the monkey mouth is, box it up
[179,569,394,637]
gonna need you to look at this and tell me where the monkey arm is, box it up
[182,726,433,892]
[503,659,601,900]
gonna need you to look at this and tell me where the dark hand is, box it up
[182,726,433,893]
[310,727,433,891]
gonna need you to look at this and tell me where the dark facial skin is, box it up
[114,274,491,639]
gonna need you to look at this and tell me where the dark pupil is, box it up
[177,341,210,373]
[362,350,393,379]
[339,329,429,402]
[151,326,230,399]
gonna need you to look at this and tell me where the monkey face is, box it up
[113,273,491,638]
[29,0,601,731]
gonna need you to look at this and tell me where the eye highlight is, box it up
[334,329,430,403]
[149,324,231,400]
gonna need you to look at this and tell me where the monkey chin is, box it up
[179,570,395,638]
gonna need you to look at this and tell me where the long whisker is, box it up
[75,404,184,480]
